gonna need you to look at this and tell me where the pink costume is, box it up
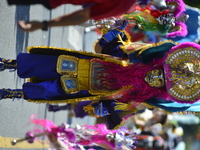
[11,116,138,150]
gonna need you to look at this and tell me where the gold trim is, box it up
[78,59,90,90]
[137,40,178,56]
[56,55,78,76]
[27,88,135,104]
[123,40,178,56]
[93,39,102,53]
[115,28,124,32]
[114,102,138,113]
[101,37,110,43]
[117,31,132,54]
[165,47,200,102]
[27,46,129,67]
[26,95,102,104]
[60,76,79,94]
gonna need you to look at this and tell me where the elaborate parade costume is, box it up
[1,40,200,109]
[0,44,172,104]
[2,0,200,132]
[75,19,200,128]
[1,10,200,128]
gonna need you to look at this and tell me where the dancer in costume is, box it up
[1,40,200,111]
[47,14,196,129]
[89,19,200,129]
[11,116,138,150]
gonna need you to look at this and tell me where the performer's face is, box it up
[156,14,175,27]
[145,69,165,87]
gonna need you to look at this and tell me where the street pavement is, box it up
[0,1,100,149]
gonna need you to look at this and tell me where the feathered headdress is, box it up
[165,0,189,38]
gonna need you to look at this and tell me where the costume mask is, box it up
[145,69,165,87]
[164,44,200,103]
[156,13,175,26]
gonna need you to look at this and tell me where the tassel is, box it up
[115,102,129,111]
[114,102,138,113]
[83,105,96,117]
[83,101,100,117]
[117,33,131,47]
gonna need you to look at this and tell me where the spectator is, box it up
[7,0,137,32]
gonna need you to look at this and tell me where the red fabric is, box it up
[48,0,137,20]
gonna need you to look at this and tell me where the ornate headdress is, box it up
[163,42,200,103]
[121,0,188,38]
[165,0,189,38]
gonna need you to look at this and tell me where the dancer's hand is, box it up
[18,21,44,32]
[47,133,62,149]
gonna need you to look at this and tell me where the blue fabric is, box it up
[108,46,126,57]
[146,98,200,112]
[129,51,143,63]
[99,20,128,58]
[93,102,110,117]
[17,53,60,79]
[17,53,92,100]
[23,79,91,100]
[99,20,128,46]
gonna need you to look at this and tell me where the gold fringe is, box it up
[115,103,129,111]
[136,40,178,56]
[117,31,132,54]
[114,102,138,113]
[124,31,132,43]
[83,101,99,117]
[120,40,178,56]
[26,95,102,104]
[83,105,95,117]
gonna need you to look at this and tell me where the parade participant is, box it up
[85,18,200,129]
[7,0,137,32]
[11,116,138,150]
[1,40,200,111]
